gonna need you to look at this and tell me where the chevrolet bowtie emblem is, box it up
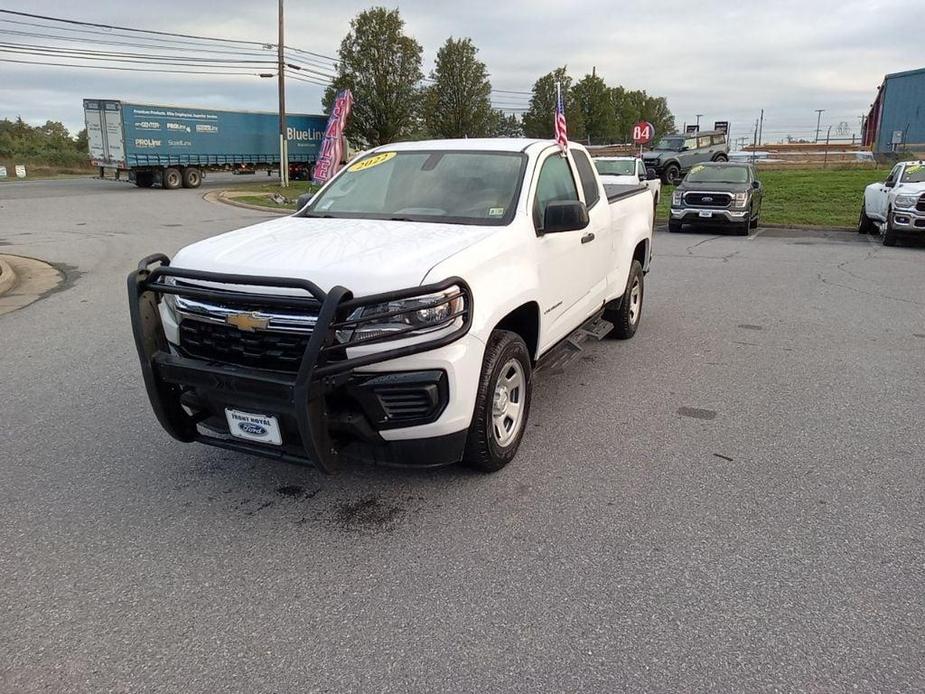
[226,312,269,332]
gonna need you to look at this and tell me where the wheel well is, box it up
[495,303,540,362]
[633,239,649,269]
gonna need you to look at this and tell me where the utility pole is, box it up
[277,0,288,187]
[758,109,764,147]
[814,109,825,143]
[695,114,702,130]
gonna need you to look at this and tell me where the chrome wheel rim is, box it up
[629,278,642,324]
[491,359,525,448]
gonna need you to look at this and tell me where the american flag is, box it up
[554,84,568,151]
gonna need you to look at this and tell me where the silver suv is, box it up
[642,130,730,185]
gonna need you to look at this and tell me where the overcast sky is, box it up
[1,0,920,144]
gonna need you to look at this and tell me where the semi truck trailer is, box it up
[83,99,327,189]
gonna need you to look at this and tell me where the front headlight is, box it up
[672,190,683,205]
[733,192,749,207]
[894,194,917,209]
[162,276,179,321]
[339,288,465,344]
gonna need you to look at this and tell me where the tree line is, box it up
[325,7,675,148]
[0,117,88,168]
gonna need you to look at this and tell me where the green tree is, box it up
[423,37,494,138]
[488,110,523,137]
[323,7,423,147]
[521,67,585,141]
[612,88,675,142]
[571,72,618,144]
[74,127,88,153]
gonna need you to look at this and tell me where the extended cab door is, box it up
[532,150,598,348]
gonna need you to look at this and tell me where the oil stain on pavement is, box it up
[677,406,717,420]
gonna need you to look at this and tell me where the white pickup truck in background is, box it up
[594,156,662,205]
[129,139,654,474]
[859,160,925,246]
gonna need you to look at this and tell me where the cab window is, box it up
[684,138,698,150]
[711,134,726,146]
[533,154,579,230]
[697,135,712,149]
[570,150,600,208]
[887,165,901,183]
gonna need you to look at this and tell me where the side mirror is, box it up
[751,180,760,189]
[296,192,313,210]
[542,200,589,233]
[884,179,896,188]
[647,168,658,180]
[680,146,689,152]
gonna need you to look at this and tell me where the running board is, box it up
[536,314,613,374]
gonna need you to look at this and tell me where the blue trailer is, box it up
[83,99,327,189]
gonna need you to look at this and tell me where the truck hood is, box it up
[678,181,749,193]
[172,215,500,296]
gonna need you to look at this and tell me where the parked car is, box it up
[859,160,925,246]
[668,162,763,235]
[593,156,661,204]
[128,139,654,474]
[642,130,729,185]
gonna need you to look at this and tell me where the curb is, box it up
[202,190,291,215]
[0,255,17,298]
[655,219,855,233]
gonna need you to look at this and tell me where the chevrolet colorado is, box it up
[128,139,654,473]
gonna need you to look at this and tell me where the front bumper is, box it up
[128,254,474,473]
[670,207,749,224]
[891,209,925,232]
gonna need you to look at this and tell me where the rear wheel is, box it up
[463,330,532,472]
[663,162,681,185]
[181,167,202,189]
[857,202,876,234]
[605,260,644,340]
[134,172,154,188]
[163,167,182,190]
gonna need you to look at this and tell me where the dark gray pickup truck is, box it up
[668,162,763,235]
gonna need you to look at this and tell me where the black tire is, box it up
[163,167,182,190]
[735,216,750,236]
[882,213,897,246]
[668,219,682,233]
[605,260,644,340]
[750,213,759,229]
[713,153,729,162]
[463,330,533,473]
[134,172,154,188]
[181,167,202,189]
[857,202,875,234]
[663,162,681,185]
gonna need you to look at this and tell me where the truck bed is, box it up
[604,183,648,202]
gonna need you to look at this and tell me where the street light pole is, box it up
[695,114,702,130]
[814,109,825,143]
[277,0,288,187]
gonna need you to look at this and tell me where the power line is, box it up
[0,41,275,65]
[0,56,267,76]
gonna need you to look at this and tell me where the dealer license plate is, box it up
[698,210,713,218]
[225,409,282,446]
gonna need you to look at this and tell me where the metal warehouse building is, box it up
[863,67,925,153]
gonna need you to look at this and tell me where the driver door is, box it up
[875,164,902,219]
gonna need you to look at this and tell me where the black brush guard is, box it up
[128,254,472,473]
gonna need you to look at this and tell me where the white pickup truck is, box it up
[859,160,925,246]
[594,156,662,205]
[129,139,653,473]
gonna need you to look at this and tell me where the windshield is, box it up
[304,150,526,225]
[685,164,750,184]
[901,164,925,183]
[652,137,684,151]
[595,160,636,176]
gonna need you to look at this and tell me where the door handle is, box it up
[581,232,595,244]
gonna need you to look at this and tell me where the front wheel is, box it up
[713,153,729,162]
[857,202,875,234]
[463,330,533,473]
[668,219,682,233]
[883,213,898,246]
[605,260,644,340]
[162,167,182,190]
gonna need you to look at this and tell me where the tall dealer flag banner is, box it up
[313,89,354,184]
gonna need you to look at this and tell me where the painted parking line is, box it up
[747,227,766,241]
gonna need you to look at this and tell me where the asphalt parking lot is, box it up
[1,178,923,693]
